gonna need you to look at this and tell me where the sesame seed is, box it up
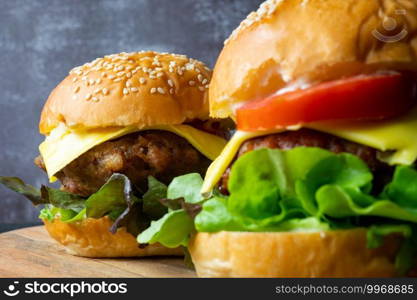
[123,88,129,95]
[102,88,109,95]
[85,93,92,100]
[131,87,139,92]
[157,87,165,94]
[199,86,205,92]
[189,80,196,86]
[150,87,156,94]
[96,78,102,84]
[169,67,174,73]
[92,96,98,101]
[177,69,184,76]
[205,84,209,88]
[202,79,208,85]
[197,74,203,82]
[94,88,100,94]
[117,71,125,77]
[72,77,78,83]
[157,72,163,78]
[139,78,146,84]
[108,74,115,79]
[82,76,87,81]
[132,70,137,74]
[89,79,95,85]
[116,65,124,71]
[196,68,201,73]
[126,80,132,87]
[170,88,174,94]
[113,78,122,82]
[150,75,156,79]
[126,72,132,78]
[128,60,135,64]
[167,79,174,87]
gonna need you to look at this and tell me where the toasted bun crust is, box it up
[40,51,212,134]
[189,229,417,277]
[43,217,183,258]
[210,0,417,119]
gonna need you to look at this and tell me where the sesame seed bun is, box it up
[44,216,183,258]
[189,229,417,277]
[209,0,417,119]
[40,51,212,134]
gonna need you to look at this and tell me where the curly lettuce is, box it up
[138,148,417,274]
[0,174,168,236]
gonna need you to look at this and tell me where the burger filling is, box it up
[219,129,393,195]
[35,131,211,197]
[0,121,228,238]
[136,73,417,275]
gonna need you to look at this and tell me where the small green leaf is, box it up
[137,209,194,248]
[167,173,204,204]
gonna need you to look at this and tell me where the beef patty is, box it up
[35,130,211,197]
[219,129,393,194]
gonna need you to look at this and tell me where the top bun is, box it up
[40,51,212,134]
[209,0,417,119]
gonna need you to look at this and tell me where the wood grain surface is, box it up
[0,226,196,278]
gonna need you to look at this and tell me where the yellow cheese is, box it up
[307,108,417,166]
[39,123,227,181]
[201,109,417,194]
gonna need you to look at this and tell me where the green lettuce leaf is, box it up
[316,185,417,222]
[142,176,168,219]
[39,206,86,223]
[137,174,205,247]
[1,173,150,236]
[0,177,43,204]
[167,173,204,204]
[85,173,138,218]
[40,187,85,212]
[0,176,85,211]
[383,166,417,208]
[137,209,193,248]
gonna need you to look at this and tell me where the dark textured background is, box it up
[0,0,261,226]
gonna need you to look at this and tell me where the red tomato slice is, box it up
[237,73,417,131]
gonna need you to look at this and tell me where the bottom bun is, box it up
[43,217,183,258]
[189,229,416,277]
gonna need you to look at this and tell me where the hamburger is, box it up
[0,51,227,257]
[138,0,417,277]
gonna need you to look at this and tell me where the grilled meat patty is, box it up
[219,129,393,194]
[35,130,211,197]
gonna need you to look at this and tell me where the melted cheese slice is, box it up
[40,123,227,181]
[201,108,417,194]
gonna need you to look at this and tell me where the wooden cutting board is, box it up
[0,226,196,278]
